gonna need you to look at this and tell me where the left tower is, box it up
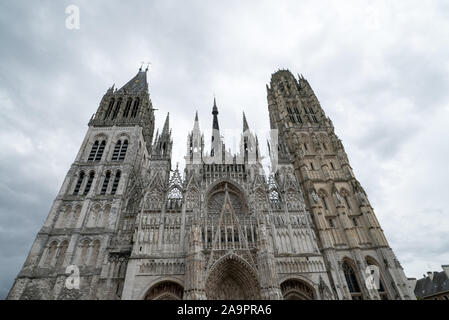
[7,68,155,300]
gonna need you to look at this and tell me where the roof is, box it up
[118,69,148,93]
[414,270,449,298]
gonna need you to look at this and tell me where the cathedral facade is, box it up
[7,68,415,300]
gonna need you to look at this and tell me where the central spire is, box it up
[212,97,219,131]
[211,98,221,157]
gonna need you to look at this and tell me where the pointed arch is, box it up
[144,280,184,300]
[205,253,261,300]
[280,278,315,300]
[55,240,69,268]
[342,258,363,300]
[44,241,59,266]
[123,98,132,118]
[71,205,81,228]
[89,240,101,266]
[73,171,85,195]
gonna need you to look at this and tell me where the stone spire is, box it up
[211,98,221,158]
[162,112,170,135]
[243,111,249,132]
[212,98,219,131]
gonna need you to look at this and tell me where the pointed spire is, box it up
[243,111,249,132]
[212,97,219,131]
[117,68,148,93]
[162,112,170,134]
[193,111,200,131]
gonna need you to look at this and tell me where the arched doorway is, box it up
[281,279,315,300]
[205,254,261,300]
[144,281,184,300]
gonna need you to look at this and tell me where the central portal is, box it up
[205,254,261,300]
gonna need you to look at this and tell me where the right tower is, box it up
[267,69,415,300]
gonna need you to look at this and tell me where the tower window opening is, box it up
[88,141,99,161]
[73,172,85,195]
[286,106,296,123]
[112,140,122,161]
[95,141,106,161]
[104,98,115,119]
[111,171,121,195]
[118,140,128,161]
[131,98,140,118]
[330,162,335,170]
[89,140,106,162]
[310,162,315,170]
[329,218,334,228]
[83,171,95,195]
[123,98,132,118]
[343,261,362,299]
[111,98,122,120]
[352,217,358,227]
[101,171,111,195]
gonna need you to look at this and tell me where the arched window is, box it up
[342,261,363,300]
[79,240,90,266]
[88,140,106,162]
[95,140,106,161]
[89,240,101,266]
[102,205,111,227]
[83,171,95,195]
[101,171,111,195]
[111,170,121,195]
[293,107,303,123]
[88,205,101,228]
[131,97,140,118]
[112,140,128,161]
[71,206,81,228]
[45,241,58,266]
[119,140,128,160]
[318,190,329,210]
[123,98,132,118]
[73,171,85,195]
[88,141,99,161]
[286,106,296,123]
[111,98,122,120]
[112,140,122,161]
[104,98,115,119]
[55,241,68,268]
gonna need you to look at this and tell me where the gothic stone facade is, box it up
[7,69,415,300]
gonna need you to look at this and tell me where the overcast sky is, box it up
[1,0,449,299]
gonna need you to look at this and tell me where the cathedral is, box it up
[7,68,416,300]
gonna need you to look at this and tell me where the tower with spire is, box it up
[7,68,156,300]
[266,69,415,300]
